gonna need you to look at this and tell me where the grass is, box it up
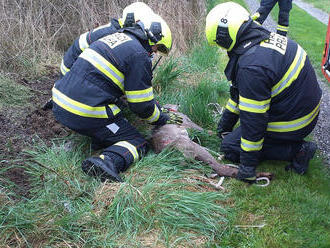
[0,75,32,108]
[219,157,330,248]
[0,138,229,247]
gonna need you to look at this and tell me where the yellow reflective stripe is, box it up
[267,101,320,132]
[80,48,125,92]
[125,87,154,103]
[226,99,239,114]
[144,104,160,123]
[79,32,89,51]
[109,104,121,115]
[239,96,270,113]
[118,18,123,27]
[272,45,306,97]
[277,25,289,32]
[52,87,108,118]
[241,137,264,152]
[113,141,139,161]
[60,59,70,76]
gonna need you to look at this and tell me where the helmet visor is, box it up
[157,44,169,55]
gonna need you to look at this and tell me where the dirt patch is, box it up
[1,71,69,197]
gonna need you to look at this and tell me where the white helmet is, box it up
[205,2,250,51]
[122,2,154,27]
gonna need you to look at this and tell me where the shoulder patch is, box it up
[100,32,132,49]
[260,32,287,55]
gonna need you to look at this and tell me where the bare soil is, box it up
[0,71,69,197]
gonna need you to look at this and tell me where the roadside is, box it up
[244,0,330,166]
[293,0,328,25]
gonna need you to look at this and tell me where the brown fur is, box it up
[151,105,272,179]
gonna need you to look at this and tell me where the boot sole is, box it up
[82,159,123,182]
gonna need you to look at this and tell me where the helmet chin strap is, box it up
[145,28,159,43]
[152,56,162,72]
[135,21,159,43]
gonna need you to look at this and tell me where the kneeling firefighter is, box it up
[52,12,182,182]
[205,2,322,183]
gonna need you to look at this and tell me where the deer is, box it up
[151,104,272,188]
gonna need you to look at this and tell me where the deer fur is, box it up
[151,105,272,179]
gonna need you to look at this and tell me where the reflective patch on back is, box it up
[100,33,132,49]
[260,32,287,55]
[107,123,120,134]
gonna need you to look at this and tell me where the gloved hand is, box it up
[236,164,257,184]
[160,107,183,125]
[42,98,53,110]
[251,12,260,21]
[166,111,183,125]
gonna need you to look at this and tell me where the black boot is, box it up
[285,142,317,175]
[236,164,257,184]
[82,155,123,182]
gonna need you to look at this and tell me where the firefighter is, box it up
[52,13,182,182]
[42,2,155,111]
[251,0,292,36]
[60,2,154,77]
[205,2,322,183]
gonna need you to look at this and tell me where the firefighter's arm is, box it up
[60,32,90,76]
[217,85,239,138]
[236,67,272,182]
[124,52,170,125]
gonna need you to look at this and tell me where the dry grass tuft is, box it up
[136,230,166,248]
[92,181,122,215]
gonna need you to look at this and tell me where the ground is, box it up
[0,72,68,197]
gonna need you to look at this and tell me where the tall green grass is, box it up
[0,139,229,247]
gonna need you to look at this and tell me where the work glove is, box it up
[42,98,53,110]
[166,111,183,125]
[236,164,257,184]
[160,107,183,125]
